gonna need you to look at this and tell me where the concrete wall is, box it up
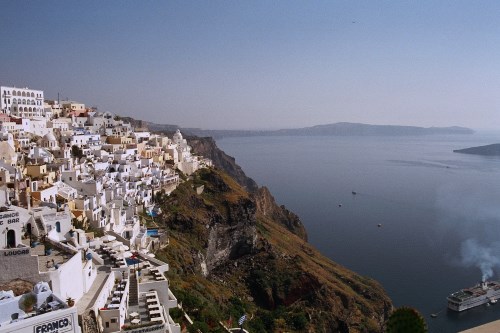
[0,306,80,333]
[0,247,45,284]
[50,252,84,302]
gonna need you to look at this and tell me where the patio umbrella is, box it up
[114,244,129,252]
[101,235,116,242]
[110,241,123,247]
[123,251,132,258]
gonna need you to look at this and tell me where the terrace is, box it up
[122,290,165,330]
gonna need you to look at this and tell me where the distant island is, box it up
[454,143,500,156]
[140,121,474,138]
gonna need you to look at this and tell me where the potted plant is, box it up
[66,297,75,307]
[21,294,36,313]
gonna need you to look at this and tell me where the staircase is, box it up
[35,217,45,235]
[129,273,139,306]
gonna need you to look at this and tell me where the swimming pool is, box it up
[146,229,159,237]
[125,258,140,266]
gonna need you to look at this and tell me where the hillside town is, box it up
[0,85,212,333]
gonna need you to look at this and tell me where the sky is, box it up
[1,1,500,130]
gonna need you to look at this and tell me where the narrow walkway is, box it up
[77,264,111,315]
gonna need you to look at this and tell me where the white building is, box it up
[0,282,80,333]
[0,86,44,118]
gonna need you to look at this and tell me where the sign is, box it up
[0,211,20,226]
[34,315,73,333]
[3,248,30,257]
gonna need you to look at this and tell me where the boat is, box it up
[447,281,500,311]
[490,298,498,304]
[352,191,357,195]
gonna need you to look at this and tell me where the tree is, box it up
[71,145,84,159]
[386,307,428,333]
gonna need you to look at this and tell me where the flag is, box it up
[238,314,247,326]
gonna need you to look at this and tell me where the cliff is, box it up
[189,136,307,241]
[188,136,258,192]
[454,143,500,156]
[154,168,392,332]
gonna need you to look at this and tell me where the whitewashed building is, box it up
[0,86,44,118]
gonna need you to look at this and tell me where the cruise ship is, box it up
[447,281,500,311]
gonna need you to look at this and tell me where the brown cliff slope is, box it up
[155,168,392,332]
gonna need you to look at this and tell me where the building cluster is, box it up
[0,85,212,333]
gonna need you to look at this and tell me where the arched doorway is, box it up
[6,229,15,248]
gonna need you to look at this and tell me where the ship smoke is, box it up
[436,182,500,281]
[460,239,500,282]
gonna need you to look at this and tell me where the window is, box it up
[111,318,117,323]
[55,222,61,232]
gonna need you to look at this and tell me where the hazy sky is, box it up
[1,1,500,130]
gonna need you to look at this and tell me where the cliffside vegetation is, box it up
[154,167,392,332]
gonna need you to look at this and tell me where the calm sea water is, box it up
[217,133,500,333]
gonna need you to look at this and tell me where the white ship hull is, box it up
[448,281,500,312]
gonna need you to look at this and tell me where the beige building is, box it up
[106,136,133,145]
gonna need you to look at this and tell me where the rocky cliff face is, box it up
[253,186,307,241]
[156,168,392,332]
[188,136,259,192]
[189,136,308,241]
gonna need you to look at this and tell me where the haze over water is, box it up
[218,133,500,332]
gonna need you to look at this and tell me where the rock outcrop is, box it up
[253,186,307,241]
[188,136,259,192]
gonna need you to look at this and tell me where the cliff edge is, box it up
[154,168,392,332]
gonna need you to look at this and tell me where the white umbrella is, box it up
[147,253,155,258]
[114,244,129,252]
[123,251,132,258]
[110,241,123,247]
[101,235,116,242]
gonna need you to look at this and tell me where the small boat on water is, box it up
[352,191,357,195]
[490,298,498,304]
[377,224,382,227]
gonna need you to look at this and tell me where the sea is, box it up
[217,132,500,333]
